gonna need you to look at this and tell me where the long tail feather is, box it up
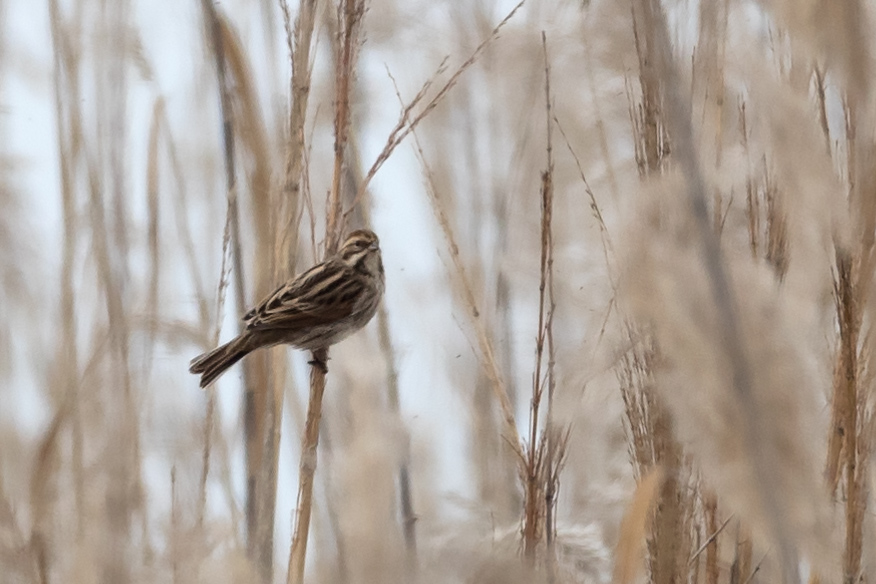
[189,336,253,388]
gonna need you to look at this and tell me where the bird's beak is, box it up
[369,242,379,251]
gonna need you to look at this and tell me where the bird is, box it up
[190,229,384,387]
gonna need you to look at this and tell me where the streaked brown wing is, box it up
[243,259,363,331]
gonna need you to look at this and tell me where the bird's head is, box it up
[339,229,383,277]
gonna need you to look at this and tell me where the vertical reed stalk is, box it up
[288,3,364,583]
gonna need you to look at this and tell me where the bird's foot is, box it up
[308,356,329,374]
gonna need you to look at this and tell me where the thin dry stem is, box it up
[86,46,140,584]
[703,499,719,584]
[828,168,868,584]
[218,16,285,580]
[523,166,553,560]
[377,304,418,561]
[201,3,265,579]
[146,100,161,371]
[388,77,524,462]
[278,0,318,278]
[29,397,70,584]
[542,33,560,575]
[48,0,84,537]
[689,511,732,565]
[523,32,562,569]
[326,0,364,253]
[342,0,526,224]
[814,67,831,154]
[288,2,364,582]
[288,347,329,584]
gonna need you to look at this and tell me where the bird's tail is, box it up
[189,336,253,388]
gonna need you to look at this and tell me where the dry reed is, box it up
[288,2,365,583]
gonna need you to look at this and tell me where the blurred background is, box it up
[1,0,873,583]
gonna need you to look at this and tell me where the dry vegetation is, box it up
[3,0,876,583]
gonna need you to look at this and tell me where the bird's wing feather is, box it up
[243,260,365,331]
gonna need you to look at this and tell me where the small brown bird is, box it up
[190,229,384,387]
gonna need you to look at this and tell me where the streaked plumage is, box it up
[190,229,384,387]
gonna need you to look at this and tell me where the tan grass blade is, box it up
[613,466,665,584]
